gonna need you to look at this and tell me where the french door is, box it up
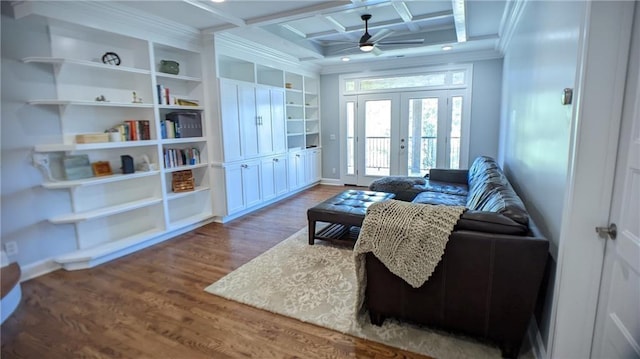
[343,90,466,186]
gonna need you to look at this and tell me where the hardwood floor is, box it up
[1,185,432,359]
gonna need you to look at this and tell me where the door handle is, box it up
[595,223,617,240]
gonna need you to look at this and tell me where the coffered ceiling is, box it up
[81,1,509,66]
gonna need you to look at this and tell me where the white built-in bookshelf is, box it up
[24,22,212,270]
[212,53,322,220]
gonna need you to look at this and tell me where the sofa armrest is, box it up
[456,211,529,235]
[429,169,468,184]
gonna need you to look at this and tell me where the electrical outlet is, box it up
[32,153,50,167]
[4,241,18,256]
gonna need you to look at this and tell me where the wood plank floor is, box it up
[1,185,432,359]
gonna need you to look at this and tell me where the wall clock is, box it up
[101,52,121,66]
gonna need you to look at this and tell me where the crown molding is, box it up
[319,48,502,75]
[215,33,321,74]
[497,0,527,54]
[11,1,203,52]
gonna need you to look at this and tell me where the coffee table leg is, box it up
[308,219,316,245]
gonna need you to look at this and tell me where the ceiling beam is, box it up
[451,0,467,42]
[321,15,347,33]
[181,0,245,28]
[391,1,420,32]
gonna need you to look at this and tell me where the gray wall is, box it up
[319,58,503,180]
[1,5,79,272]
[498,0,586,350]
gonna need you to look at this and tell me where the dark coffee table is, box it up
[307,190,395,246]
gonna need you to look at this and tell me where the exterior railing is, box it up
[349,136,461,174]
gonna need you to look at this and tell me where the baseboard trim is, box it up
[528,318,547,359]
[20,258,62,282]
[216,182,321,223]
[319,178,342,186]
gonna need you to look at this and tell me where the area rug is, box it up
[204,227,502,358]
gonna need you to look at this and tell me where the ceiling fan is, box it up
[324,14,424,55]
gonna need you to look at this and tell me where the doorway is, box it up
[343,90,467,186]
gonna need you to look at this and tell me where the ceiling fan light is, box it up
[341,57,350,62]
[360,43,375,52]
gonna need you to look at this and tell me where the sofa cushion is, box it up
[470,185,529,225]
[424,180,469,197]
[412,191,467,206]
[369,176,426,191]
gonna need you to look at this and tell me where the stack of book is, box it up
[161,112,202,139]
[108,120,151,141]
[163,147,201,168]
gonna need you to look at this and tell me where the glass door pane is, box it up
[364,99,391,176]
[407,97,439,176]
[346,101,356,175]
[449,96,463,169]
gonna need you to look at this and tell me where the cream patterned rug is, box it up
[204,228,504,359]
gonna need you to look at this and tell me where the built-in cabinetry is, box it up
[214,55,322,220]
[25,23,212,269]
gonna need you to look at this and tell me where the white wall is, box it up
[1,5,77,276]
[499,0,586,350]
[499,1,634,357]
[500,1,584,253]
[320,58,503,180]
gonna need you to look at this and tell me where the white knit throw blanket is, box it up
[353,200,466,313]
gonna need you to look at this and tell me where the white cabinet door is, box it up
[260,157,276,201]
[256,87,274,155]
[270,89,287,154]
[304,148,322,184]
[241,161,262,208]
[273,155,288,196]
[238,84,259,158]
[224,164,245,214]
[288,150,305,190]
[220,80,243,162]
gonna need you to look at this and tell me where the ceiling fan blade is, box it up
[371,47,384,56]
[368,28,393,43]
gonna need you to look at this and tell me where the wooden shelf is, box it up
[22,57,151,75]
[28,99,154,108]
[34,140,158,152]
[54,228,165,269]
[156,72,202,82]
[164,163,208,173]
[49,197,162,224]
[161,137,207,144]
[166,185,210,201]
[42,171,160,189]
[158,105,204,110]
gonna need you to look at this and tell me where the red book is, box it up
[164,87,170,105]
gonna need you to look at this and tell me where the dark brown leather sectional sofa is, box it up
[366,156,549,358]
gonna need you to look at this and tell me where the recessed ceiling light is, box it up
[211,0,224,2]
[341,57,350,62]
[442,45,453,51]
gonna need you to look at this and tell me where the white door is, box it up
[343,91,466,186]
[256,87,273,155]
[270,89,287,154]
[355,93,401,186]
[241,161,261,208]
[273,155,288,196]
[219,80,242,162]
[260,157,276,201]
[238,84,259,158]
[591,7,640,357]
[224,164,244,214]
